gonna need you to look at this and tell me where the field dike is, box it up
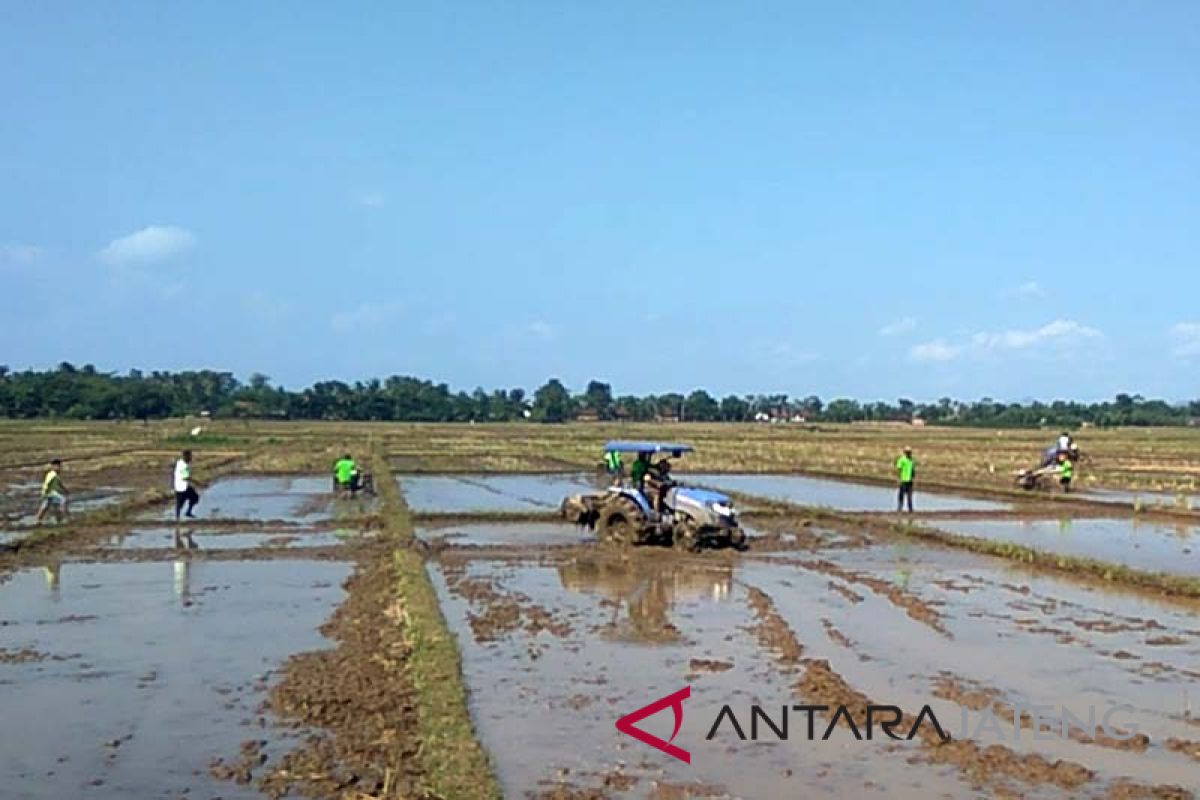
[374,450,501,799]
[245,450,499,799]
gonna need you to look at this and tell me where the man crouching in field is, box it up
[174,450,200,520]
[35,459,70,525]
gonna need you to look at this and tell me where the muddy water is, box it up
[686,473,1009,512]
[749,545,1200,789]
[1085,488,1200,512]
[2,488,130,532]
[415,521,593,547]
[0,559,349,799]
[429,555,986,799]
[89,526,361,551]
[943,517,1200,577]
[139,475,370,523]
[397,473,598,513]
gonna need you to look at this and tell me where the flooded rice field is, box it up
[685,473,1010,512]
[418,474,1198,799]
[0,559,350,799]
[943,518,1200,577]
[415,521,594,548]
[1085,488,1200,513]
[87,525,367,552]
[138,475,372,524]
[3,467,1197,799]
[396,473,597,513]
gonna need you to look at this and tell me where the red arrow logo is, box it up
[615,686,691,764]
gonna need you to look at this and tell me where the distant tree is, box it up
[582,380,614,419]
[532,378,573,423]
[684,389,720,422]
[720,395,750,422]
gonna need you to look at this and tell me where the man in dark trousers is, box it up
[174,450,200,520]
[896,447,915,512]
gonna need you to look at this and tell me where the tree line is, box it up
[1,363,1197,428]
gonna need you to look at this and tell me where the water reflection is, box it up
[558,559,732,643]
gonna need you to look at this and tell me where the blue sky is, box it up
[2,2,1198,401]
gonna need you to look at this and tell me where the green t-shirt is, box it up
[1060,460,1073,479]
[334,458,356,484]
[896,455,914,482]
[630,458,649,484]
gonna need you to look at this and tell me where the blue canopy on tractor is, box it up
[604,440,693,455]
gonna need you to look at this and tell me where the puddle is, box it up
[416,522,593,547]
[138,475,371,523]
[1084,488,1199,512]
[429,555,989,798]
[0,559,350,799]
[687,473,1009,512]
[396,473,597,513]
[90,526,364,552]
[943,518,1200,577]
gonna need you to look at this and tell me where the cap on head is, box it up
[904,447,913,454]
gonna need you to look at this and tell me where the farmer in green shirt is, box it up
[896,448,915,512]
[1059,455,1074,493]
[604,449,624,486]
[629,451,651,493]
[333,454,356,495]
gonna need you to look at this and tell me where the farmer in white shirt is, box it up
[173,450,200,520]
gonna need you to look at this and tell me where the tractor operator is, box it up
[630,451,651,492]
[645,456,676,514]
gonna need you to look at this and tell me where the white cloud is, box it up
[1171,322,1200,359]
[910,340,963,362]
[357,192,386,208]
[879,316,917,337]
[330,300,403,333]
[527,321,558,341]
[911,319,1101,363]
[0,243,45,265]
[1007,281,1046,299]
[970,319,1101,351]
[99,225,196,266]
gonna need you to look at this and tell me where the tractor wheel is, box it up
[597,497,645,546]
[728,527,748,551]
[673,518,702,553]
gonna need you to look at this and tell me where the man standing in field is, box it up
[174,450,200,520]
[35,459,70,525]
[1059,453,1074,493]
[896,447,915,512]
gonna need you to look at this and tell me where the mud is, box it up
[416,521,595,548]
[252,545,430,799]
